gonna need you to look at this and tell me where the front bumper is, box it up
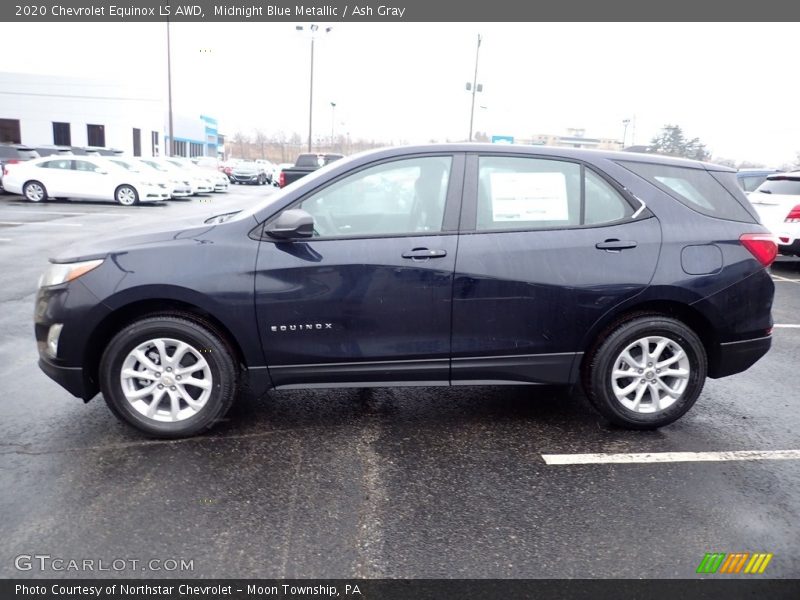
[710,334,772,379]
[170,186,193,198]
[38,355,88,399]
[231,174,261,184]
[35,280,106,400]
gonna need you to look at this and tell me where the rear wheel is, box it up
[23,180,47,202]
[583,316,707,429]
[115,185,139,206]
[99,315,238,438]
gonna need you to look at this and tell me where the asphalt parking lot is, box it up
[0,185,798,579]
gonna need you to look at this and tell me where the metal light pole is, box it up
[467,34,483,142]
[622,118,631,148]
[166,20,174,157]
[296,25,332,153]
[330,102,336,150]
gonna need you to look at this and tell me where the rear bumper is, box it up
[709,334,772,379]
[778,238,800,255]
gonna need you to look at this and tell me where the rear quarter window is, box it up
[618,161,755,222]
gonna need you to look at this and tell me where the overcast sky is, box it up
[1,22,798,165]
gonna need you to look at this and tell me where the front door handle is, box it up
[402,248,447,259]
[595,239,638,251]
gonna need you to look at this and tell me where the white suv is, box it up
[748,172,800,256]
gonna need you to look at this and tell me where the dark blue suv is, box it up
[34,145,776,437]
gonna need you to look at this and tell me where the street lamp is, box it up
[465,34,483,142]
[166,20,174,157]
[622,118,631,148]
[296,24,332,153]
[330,101,336,150]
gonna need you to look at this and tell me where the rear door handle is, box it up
[595,239,638,251]
[402,248,447,259]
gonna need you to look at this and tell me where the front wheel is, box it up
[99,315,238,437]
[583,316,707,429]
[115,185,139,206]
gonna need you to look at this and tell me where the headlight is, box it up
[38,259,104,288]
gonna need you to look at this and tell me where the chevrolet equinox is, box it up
[34,145,776,437]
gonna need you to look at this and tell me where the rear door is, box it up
[451,153,661,385]
[254,153,464,387]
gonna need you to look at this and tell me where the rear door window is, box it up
[476,156,633,231]
[618,161,754,222]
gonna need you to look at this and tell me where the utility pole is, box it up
[308,35,315,152]
[330,102,336,150]
[297,24,332,153]
[166,20,174,157]
[468,34,482,142]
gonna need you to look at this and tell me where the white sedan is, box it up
[132,158,193,198]
[160,157,218,194]
[748,172,800,256]
[2,156,170,205]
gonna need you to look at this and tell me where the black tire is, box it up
[99,315,238,438]
[115,184,139,206]
[23,180,48,203]
[583,315,707,429]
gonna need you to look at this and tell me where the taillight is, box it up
[785,204,800,223]
[739,233,778,267]
[279,171,286,188]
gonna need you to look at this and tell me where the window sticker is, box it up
[489,171,569,222]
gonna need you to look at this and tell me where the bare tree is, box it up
[231,132,250,160]
[254,129,267,159]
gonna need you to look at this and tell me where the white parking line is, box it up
[774,324,800,329]
[1,209,90,216]
[771,274,800,283]
[541,449,800,465]
[1,210,132,218]
[0,221,83,227]
[0,238,10,242]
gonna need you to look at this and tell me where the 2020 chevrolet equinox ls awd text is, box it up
[34,144,776,437]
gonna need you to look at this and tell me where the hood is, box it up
[51,215,222,263]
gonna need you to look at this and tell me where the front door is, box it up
[254,154,464,387]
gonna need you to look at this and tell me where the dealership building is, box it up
[0,72,221,158]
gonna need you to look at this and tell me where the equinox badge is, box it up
[270,323,333,332]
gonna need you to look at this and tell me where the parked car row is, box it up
[2,154,227,205]
[279,153,343,187]
[219,158,278,186]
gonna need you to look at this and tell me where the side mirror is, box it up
[266,209,314,240]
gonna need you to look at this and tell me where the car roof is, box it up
[341,143,734,172]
